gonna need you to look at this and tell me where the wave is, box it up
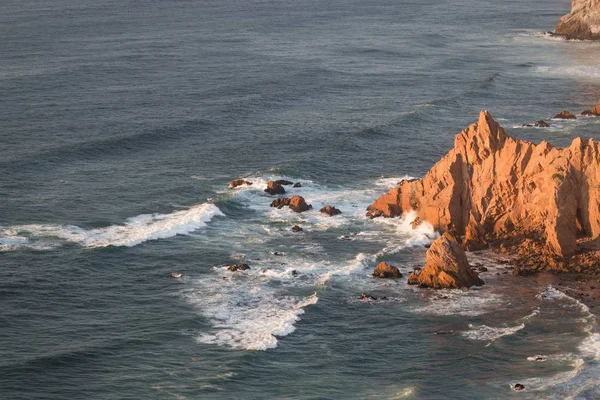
[462,323,525,343]
[537,65,600,79]
[410,290,505,317]
[0,202,223,250]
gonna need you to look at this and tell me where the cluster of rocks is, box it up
[228,178,343,234]
[520,101,600,128]
[365,109,600,298]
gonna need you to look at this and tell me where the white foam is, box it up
[462,323,525,342]
[0,202,223,249]
[374,175,417,188]
[580,333,600,360]
[537,65,600,79]
[188,276,318,351]
[411,290,505,317]
[537,286,591,314]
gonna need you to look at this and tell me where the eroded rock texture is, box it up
[368,111,600,258]
[556,0,600,40]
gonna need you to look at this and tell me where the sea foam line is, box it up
[0,202,223,249]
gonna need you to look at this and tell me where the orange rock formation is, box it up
[408,232,484,289]
[367,111,600,259]
[556,0,600,40]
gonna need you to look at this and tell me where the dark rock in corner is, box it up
[320,205,342,216]
[226,263,250,272]
[373,261,402,279]
[360,292,377,300]
[553,110,576,120]
[292,225,303,232]
[229,179,253,189]
[265,180,286,195]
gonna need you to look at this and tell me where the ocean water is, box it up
[2,0,600,398]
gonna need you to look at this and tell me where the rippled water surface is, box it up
[2,0,600,399]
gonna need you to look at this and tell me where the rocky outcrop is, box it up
[407,233,484,289]
[270,196,311,212]
[265,180,285,195]
[582,100,600,116]
[555,0,600,40]
[373,261,402,278]
[553,110,577,119]
[229,179,252,189]
[226,263,250,272]
[367,110,600,260]
[320,205,342,216]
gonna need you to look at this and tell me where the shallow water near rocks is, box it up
[2,0,600,399]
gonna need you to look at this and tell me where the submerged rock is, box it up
[407,232,484,289]
[320,205,342,216]
[265,180,286,195]
[373,261,402,279]
[226,263,250,272]
[535,120,550,127]
[229,179,252,189]
[292,225,303,232]
[582,100,600,116]
[170,272,182,279]
[555,0,600,40]
[275,179,294,186]
[553,110,577,120]
[293,182,302,188]
[513,384,525,391]
[359,293,377,300]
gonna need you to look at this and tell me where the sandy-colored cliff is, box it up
[556,0,600,40]
[367,111,600,259]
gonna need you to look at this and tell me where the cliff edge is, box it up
[368,111,600,265]
[556,0,600,40]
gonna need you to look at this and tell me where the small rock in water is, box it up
[232,254,245,260]
[535,120,550,127]
[320,205,342,216]
[373,262,402,279]
[513,384,525,391]
[265,180,286,195]
[170,272,182,279]
[291,270,298,276]
[226,263,250,272]
[292,225,303,232]
[275,179,294,186]
[229,179,253,189]
[434,330,455,335]
[293,182,302,188]
[552,110,576,120]
[360,293,377,301]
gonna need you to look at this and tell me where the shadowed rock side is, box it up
[556,0,600,40]
[408,232,484,289]
[367,110,600,260]
[582,100,600,116]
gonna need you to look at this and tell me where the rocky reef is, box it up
[555,0,600,40]
[367,110,600,278]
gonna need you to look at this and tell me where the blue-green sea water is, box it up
[2,0,600,398]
